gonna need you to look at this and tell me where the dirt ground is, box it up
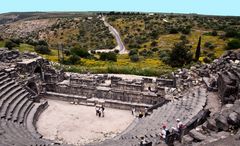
[36,99,134,146]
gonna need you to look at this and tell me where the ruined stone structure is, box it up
[1,47,240,146]
[45,73,166,110]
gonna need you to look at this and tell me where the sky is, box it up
[0,0,240,16]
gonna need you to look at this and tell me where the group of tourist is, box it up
[95,105,105,117]
[132,107,149,118]
[160,119,184,144]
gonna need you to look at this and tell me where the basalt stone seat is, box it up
[0,72,55,146]
[0,87,23,118]
[102,86,207,146]
[6,91,28,120]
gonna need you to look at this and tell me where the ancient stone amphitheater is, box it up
[0,47,240,146]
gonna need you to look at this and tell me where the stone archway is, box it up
[27,81,39,95]
[34,66,43,80]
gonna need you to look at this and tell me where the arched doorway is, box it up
[34,66,43,80]
[27,82,39,95]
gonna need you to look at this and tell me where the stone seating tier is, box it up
[0,72,54,145]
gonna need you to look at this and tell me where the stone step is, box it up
[12,121,36,140]
[0,71,5,77]
[6,121,35,144]
[0,85,19,103]
[0,80,15,91]
[0,87,23,118]
[0,120,27,146]
[18,100,34,124]
[12,97,29,122]
[25,103,44,139]
[6,91,28,120]
[0,74,8,83]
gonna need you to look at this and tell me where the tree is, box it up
[38,40,48,46]
[70,46,90,58]
[195,36,201,61]
[130,54,140,62]
[34,45,51,54]
[99,52,117,62]
[67,54,80,65]
[169,42,193,67]
[5,40,18,50]
[225,28,239,38]
[169,27,178,34]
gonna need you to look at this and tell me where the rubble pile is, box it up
[183,100,240,145]
[181,50,240,146]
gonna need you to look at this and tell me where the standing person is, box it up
[95,106,99,116]
[139,112,143,118]
[101,105,105,117]
[175,119,183,132]
[172,119,184,142]
[131,107,135,116]
[160,125,170,143]
[144,107,148,117]
[98,109,101,117]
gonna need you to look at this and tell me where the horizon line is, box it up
[0,10,240,17]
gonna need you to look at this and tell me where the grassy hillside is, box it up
[1,12,240,76]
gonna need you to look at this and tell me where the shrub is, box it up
[151,48,159,52]
[128,49,138,56]
[226,39,240,50]
[130,54,140,62]
[169,42,193,67]
[26,39,38,46]
[159,50,169,58]
[70,47,90,58]
[64,50,71,56]
[203,57,211,63]
[114,49,120,54]
[139,49,153,57]
[225,28,240,38]
[150,41,158,47]
[66,55,81,65]
[38,40,48,46]
[211,30,218,36]
[181,27,191,35]
[169,27,178,34]
[5,40,18,50]
[11,38,22,45]
[99,52,117,62]
[34,45,51,54]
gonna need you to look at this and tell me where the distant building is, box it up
[148,13,155,16]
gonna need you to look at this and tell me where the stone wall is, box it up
[48,83,163,105]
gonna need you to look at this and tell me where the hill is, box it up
[0,12,240,76]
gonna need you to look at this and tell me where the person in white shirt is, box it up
[172,119,183,132]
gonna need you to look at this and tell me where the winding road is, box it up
[95,16,128,54]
